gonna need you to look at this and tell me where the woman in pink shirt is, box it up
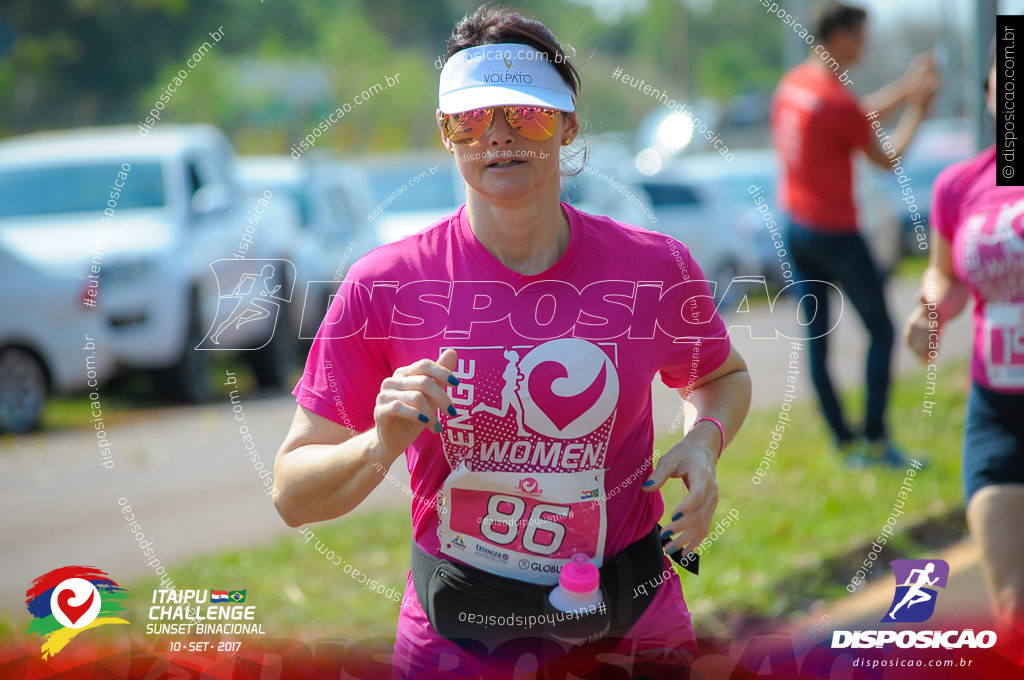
[273,6,751,677]
[905,51,1024,629]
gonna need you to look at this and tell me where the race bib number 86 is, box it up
[438,465,607,585]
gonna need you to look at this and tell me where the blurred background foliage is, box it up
[0,0,959,153]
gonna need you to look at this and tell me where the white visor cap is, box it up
[439,43,575,115]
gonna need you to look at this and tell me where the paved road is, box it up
[0,392,416,612]
[0,277,972,612]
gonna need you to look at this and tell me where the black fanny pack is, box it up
[410,525,699,650]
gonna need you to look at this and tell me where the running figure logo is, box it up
[197,259,295,350]
[468,338,618,439]
[471,349,531,437]
[441,338,619,472]
[881,559,949,623]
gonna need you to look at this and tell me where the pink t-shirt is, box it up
[932,146,1024,393]
[293,202,731,673]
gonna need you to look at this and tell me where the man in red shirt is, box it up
[771,1,939,465]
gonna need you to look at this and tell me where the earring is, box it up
[562,138,571,145]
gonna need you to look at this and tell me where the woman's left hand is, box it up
[642,426,720,557]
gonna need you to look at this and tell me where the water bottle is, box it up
[547,553,606,644]
[549,553,603,614]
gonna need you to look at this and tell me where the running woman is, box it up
[273,6,751,676]
[904,50,1024,630]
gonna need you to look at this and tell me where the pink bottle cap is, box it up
[559,553,599,593]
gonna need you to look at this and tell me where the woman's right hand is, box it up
[373,348,460,463]
[903,305,935,363]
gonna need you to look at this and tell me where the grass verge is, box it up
[31,358,297,432]
[666,357,967,631]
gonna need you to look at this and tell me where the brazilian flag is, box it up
[228,590,246,603]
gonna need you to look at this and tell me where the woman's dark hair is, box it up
[814,1,868,44]
[443,5,586,174]
[444,5,581,100]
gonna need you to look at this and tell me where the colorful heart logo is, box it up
[527,360,607,431]
[56,588,95,626]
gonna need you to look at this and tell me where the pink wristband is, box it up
[691,416,725,459]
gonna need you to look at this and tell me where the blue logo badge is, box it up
[881,559,949,623]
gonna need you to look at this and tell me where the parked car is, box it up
[0,124,298,402]
[673,149,903,286]
[360,153,465,245]
[680,150,783,283]
[628,159,763,293]
[560,141,656,228]
[236,154,377,343]
[0,245,114,433]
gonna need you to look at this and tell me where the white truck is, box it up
[0,124,300,409]
[236,154,378,345]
